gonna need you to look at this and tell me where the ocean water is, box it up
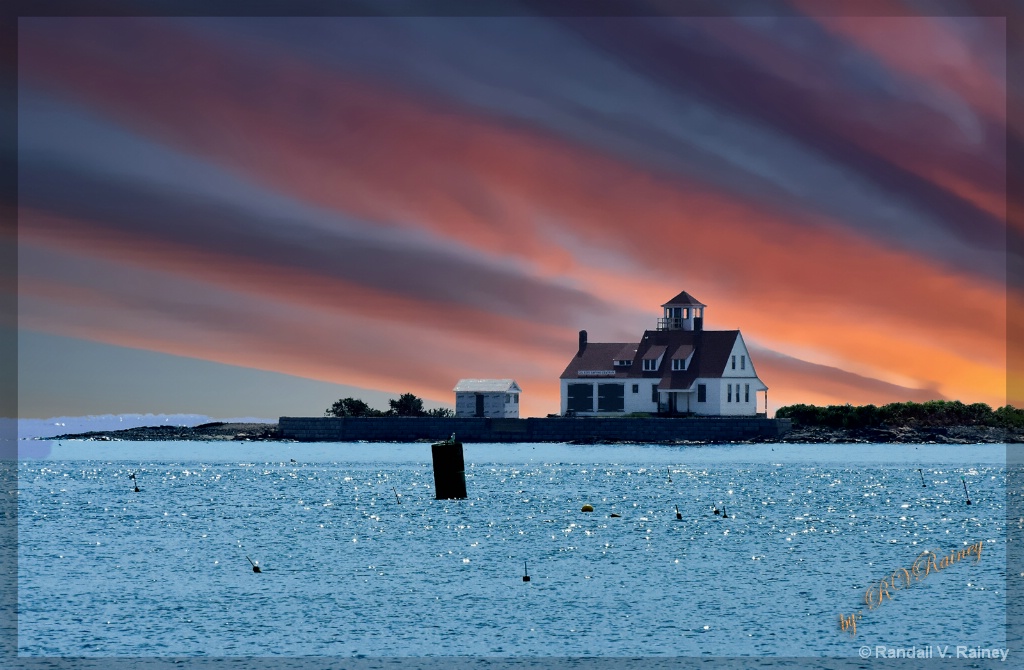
[16,441,1008,660]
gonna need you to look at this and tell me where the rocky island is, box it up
[46,419,1020,444]
[50,422,283,442]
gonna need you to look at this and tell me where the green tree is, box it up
[389,392,425,417]
[426,407,455,418]
[325,397,383,417]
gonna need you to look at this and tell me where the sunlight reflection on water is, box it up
[16,441,1007,657]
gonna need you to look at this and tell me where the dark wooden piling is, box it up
[431,441,467,500]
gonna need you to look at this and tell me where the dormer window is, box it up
[614,359,633,367]
[671,359,685,371]
[641,346,666,371]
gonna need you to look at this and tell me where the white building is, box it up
[453,379,522,418]
[559,291,768,416]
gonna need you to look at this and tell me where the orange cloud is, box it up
[17,18,1007,414]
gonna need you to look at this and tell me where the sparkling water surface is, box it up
[17,441,1007,658]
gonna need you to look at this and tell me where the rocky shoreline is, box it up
[49,422,283,442]
[45,421,1020,444]
[771,424,1017,444]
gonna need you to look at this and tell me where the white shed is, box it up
[453,379,522,418]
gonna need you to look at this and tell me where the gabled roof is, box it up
[645,330,737,387]
[661,291,704,307]
[560,330,742,384]
[560,343,634,379]
[453,379,521,393]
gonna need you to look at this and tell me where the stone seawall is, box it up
[278,416,792,443]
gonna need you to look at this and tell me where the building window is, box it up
[651,385,659,403]
[643,359,657,371]
[614,359,632,367]
[513,394,519,404]
[632,384,639,393]
[727,384,732,402]
[744,384,749,403]
[672,359,685,371]
[741,355,746,370]
[731,355,736,370]
[697,384,706,402]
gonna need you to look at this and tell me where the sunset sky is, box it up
[15,6,1014,419]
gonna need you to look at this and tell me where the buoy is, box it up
[918,469,926,487]
[393,486,401,505]
[675,504,682,520]
[129,473,140,493]
[247,556,261,573]
[713,506,720,516]
[523,560,530,582]
[667,468,672,484]
[962,478,972,505]
[581,504,594,513]
[722,507,729,519]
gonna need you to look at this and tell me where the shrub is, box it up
[325,397,384,417]
[389,392,425,417]
[776,400,1017,429]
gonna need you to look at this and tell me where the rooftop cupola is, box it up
[658,290,705,331]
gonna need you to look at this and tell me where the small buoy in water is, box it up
[722,508,729,519]
[129,473,140,493]
[713,506,720,516]
[581,504,594,513]
[675,505,682,520]
[523,560,530,582]
[609,513,621,518]
[247,556,261,573]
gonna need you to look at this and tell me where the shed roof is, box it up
[642,345,667,360]
[453,379,522,393]
[614,344,638,361]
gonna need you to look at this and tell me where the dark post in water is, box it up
[431,435,467,500]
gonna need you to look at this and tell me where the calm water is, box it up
[16,441,1008,658]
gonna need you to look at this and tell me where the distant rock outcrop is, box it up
[51,422,283,442]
